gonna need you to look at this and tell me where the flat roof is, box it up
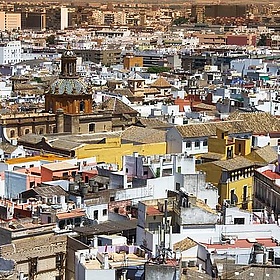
[74,219,137,235]
[5,154,68,165]
[204,238,278,250]
[42,161,78,171]
[262,170,280,180]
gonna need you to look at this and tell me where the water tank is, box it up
[255,253,264,264]
[75,174,81,182]
[69,182,76,192]
[274,257,280,265]
[80,183,88,195]
[89,178,95,187]
[268,249,274,262]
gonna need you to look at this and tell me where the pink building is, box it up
[41,162,79,182]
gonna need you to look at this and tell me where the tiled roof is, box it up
[200,152,224,160]
[96,97,138,115]
[175,120,251,138]
[0,143,18,154]
[192,103,216,111]
[150,77,172,88]
[121,126,166,144]
[136,117,172,129]
[56,208,86,220]
[213,156,255,171]
[31,185,67,197]
[173,237,197,252]
[250,145,278,164]
[228,111,280,133]
[113,88,134,98]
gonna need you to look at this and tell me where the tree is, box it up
[172,17,188,26]
[146,66,170,74]
[257,34,268,46]
[46,35,56,46]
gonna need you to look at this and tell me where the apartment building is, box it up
[0,40,21,65]
[0,11,21,31]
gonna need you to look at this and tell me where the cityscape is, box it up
[1,1,280,280]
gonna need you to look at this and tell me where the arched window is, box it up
[10,130,15,138]
[80,101,85,112]
[25,129,30,135]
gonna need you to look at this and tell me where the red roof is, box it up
[146,206,163,216]
[262,170,280,180]
[204,238,278,250]
[56,208,86,220]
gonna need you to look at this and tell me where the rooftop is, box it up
[74,219,138,236]
[41,161,78,171]
[213,156,255,171]
[204,238,278,250]
[5,154,68,164]
[56,208,86,220]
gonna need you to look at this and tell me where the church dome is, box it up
[49,78,89,95]
[47,46,92,95]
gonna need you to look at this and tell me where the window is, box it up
[10,130,15,138]
[89,123,95,132]
[56,253,64,269]
[234,218,245,225]
[94,210,98,220]
[238,144,242,154]
[25,129,30,134]
[230,189,237,205]
[80,101,85,112]
[103,209,107,216]
[110,196,115,202]
[114,207,119,213]
[203,139,208,146]
[62,172,68,178]
[195,140,200,149]
[186,141,191,149]
[243,185,247,202]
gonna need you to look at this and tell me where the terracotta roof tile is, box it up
[213,156,255,171]
[151,77,172,88]
[228,112,280,133]
[121,126,166,144]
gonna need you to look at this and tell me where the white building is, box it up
[0,41,21,65]
[60,7,68,30]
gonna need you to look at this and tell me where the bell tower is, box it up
[60,45,78,78]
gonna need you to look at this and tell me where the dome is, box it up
[49,78,90,95]
[62,49,76,58]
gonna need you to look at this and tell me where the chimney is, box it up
[103,253,109,269]
[188,194,196,206]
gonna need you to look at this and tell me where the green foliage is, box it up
[257,34,268,46]
[146,66,170,73]
[46,34,56,46]
[172,17,188,26]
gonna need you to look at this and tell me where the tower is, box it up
[45,46,93,115]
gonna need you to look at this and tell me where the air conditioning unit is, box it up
[188,260,196,267]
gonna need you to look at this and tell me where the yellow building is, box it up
[199,157,255,210]
[198,127,278,210]
[198,127,255,210]
[75,127,167,168]
[123,54,143,70]
[207,127,252,160]
[19,126,167,169]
